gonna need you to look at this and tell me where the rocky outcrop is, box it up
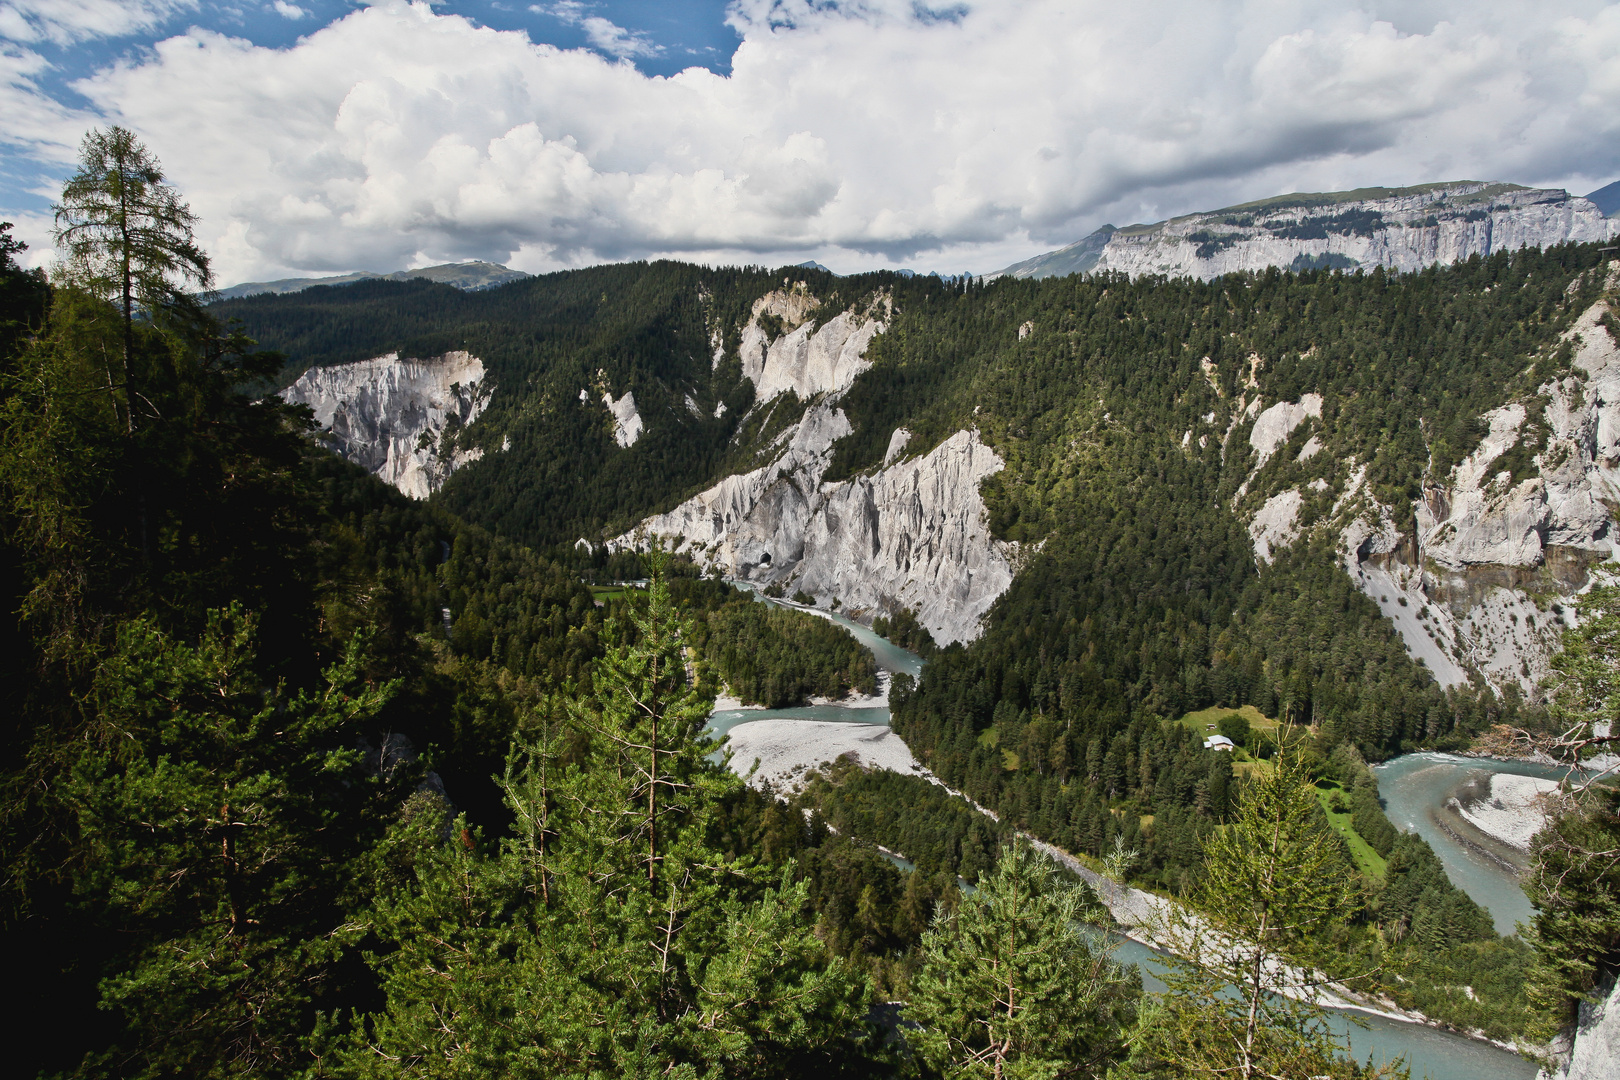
[1250,394,1323,467]
[1229,285,1620,692]
[618,406,1016,646]
[1541,977,1620,1080]
[280,351,489,499]
[614,281,1011,644]
[738,286,887,401]
[999,183,1618,282]
[1250,488,1304,563]
[1322,293,1619,692]
[604,390,644,447]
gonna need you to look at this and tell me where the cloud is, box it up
[580,16,660,59]
[530,2,661,59]
[21,0,1620,282]
[271,1,310,20]
[0,0,196,46]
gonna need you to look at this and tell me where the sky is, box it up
[3,0,1619,286]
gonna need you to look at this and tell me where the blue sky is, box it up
[4,1,1618,284]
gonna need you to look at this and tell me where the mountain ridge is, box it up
[213,259,530,301]
[994,180,1618,281]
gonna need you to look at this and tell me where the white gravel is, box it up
[721,719,923,790]
[1457,773,1559,851]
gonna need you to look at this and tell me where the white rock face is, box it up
[281,351,488,499]
[1250,489,1304,563]
[1542,977,1620,1080]
[1092,183,1618,281]
[738,287,886,401]
[618,405,1016,646]
[604,390,644,448]
[1250,394,1323,467]
[883,427,912,465]
[1310,291,1620,693]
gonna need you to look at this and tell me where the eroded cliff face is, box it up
[281,351,489,499]
[1240,288,1620,694]
[737,285,888,401]
[1091,183,1618,282]
[619,282,1012,644]
[621,405,1015,645]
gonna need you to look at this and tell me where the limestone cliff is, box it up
[737,285,888,401]
[998,182,1618,282]
[280,351,489,499]
[619,403,1016,646]
[1541,977,1620,1080]
[619,282,1009,644]
[1239,288,1620,694]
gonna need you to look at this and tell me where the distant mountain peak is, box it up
[1587,180,1620,217]
[992,181,1619,281]
[213,260,530,302]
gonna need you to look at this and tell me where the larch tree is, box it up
[52,126,212,431]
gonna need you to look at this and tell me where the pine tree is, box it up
[1119,737,1397,1079]
[352,558,876,1078]
[905,841,1140,1079]
[57,608,403,1078]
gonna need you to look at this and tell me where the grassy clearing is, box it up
[1176,704,1277,738]
[1313,781,1387,882]
[589,585,637,602]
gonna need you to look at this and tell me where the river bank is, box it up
[704,589,1542,1077]
[1373,753,1576,935]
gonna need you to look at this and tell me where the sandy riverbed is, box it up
[722,718,922,790]
[1455,773,1560,852]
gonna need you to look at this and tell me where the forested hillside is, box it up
[215,266,977,552]
[223,234,1616,1045]
[9,127,1620,1079]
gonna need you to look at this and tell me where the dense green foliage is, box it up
[669,578,879,706]
[798,758,1010,884]
[907,843,1139,1079]
[346,572,880,1080]
[1525,785,1620,1029]
[871,606,938,658]
[1522,582,1620,1036]
[14,125,1619,1076]
[1123,744,1368,1080]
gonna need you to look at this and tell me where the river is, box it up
[1372,752,1572,936]
[704,589,1539,1079]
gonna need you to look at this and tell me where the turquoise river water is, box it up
[704,589,1540,1079]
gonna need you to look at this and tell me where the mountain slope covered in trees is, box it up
[12,126,1620,1078]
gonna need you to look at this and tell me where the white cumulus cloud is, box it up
[0,0,195,46]
[14,0,1619,283]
